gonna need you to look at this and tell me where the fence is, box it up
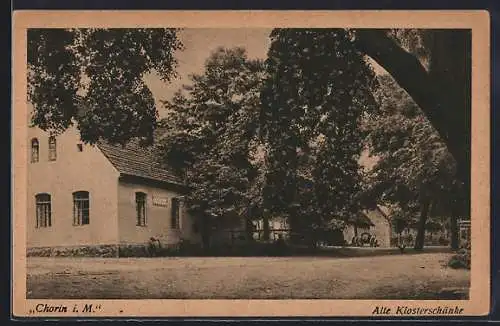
[219,228,291,245]
[220,228,349,247]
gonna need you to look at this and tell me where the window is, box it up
[77,143,83,152]
[136,192,147,226]
[35,193,51,227]
[48,136,57,161]
[73,191,90,225]
[171,197,180,229]
[31,138,39,163]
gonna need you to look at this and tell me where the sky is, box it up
[144,28,273,118]
[143,28,384,170]
[144,28,387,118]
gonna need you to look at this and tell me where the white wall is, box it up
[343,225,371,244]
[117,180,200,246]
[364,209,392,247]
[27,125,120,248]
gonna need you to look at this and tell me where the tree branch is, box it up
[353,29,468,189]
[354,30,444,130]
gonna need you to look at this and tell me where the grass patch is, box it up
[447,248,471,270]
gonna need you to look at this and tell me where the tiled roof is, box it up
[348,212,376,228]
[97,139,183,186]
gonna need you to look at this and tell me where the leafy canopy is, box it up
[157,47,266,224]
[361,74,468,222]
[28,28,183,145]
[260,28,378,233]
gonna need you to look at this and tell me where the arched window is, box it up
[48,136,57,161]
[135,192,147,226]
[73,191,90,225]
[35,193,51,227]
[31,138,39,163]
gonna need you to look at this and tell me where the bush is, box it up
[178,240,205,256]
[173,240,294,257]
[119,244,149,257]
[448,248,471,270]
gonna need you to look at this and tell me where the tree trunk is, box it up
[354,29,471,196]
[414,198,432,250]
[310,234,318,249]
[245,216,254,242]
[201,216,212,250]
[398,232,405,253]
[450,215,460,250]
[262,213,270,242]
[288,214,302,245]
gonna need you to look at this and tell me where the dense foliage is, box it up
[27,28,470,251]
[260,29,378,242]
[361,74,467,249]
[157,47,266,246]
[28,28,182,145]
[353,29,471,202]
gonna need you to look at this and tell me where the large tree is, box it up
[28,28,471,191]
[362,74,467,250]
[28,28,471,249]
[157,47,266,248]
[260,29,378,244]
[27,28,183,146]
[353,29,471,201]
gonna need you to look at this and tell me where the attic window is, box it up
[77,143,83,152]
[31,138,39,163]
[48,136,57,161]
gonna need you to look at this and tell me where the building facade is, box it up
[27,125,200,257]
[343,207,392,248]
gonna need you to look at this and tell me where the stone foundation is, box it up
[118,243,181,257]
[27,243,181,258]
[27,244,119,258]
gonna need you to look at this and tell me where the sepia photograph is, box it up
[12,11,490,317]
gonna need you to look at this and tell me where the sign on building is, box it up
[152,195,169,207]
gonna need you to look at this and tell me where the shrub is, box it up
[118,244,148,257]
[192,240,293,257]
[176,239,204,256]
[448,247,471,270]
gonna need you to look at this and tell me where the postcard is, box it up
[12,10,490,318]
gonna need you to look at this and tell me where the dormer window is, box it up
[31,138,39,163]
[48,136,57,161]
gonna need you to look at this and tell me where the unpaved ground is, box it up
[26,253,469,299]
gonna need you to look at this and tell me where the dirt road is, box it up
[26,253,469,299]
